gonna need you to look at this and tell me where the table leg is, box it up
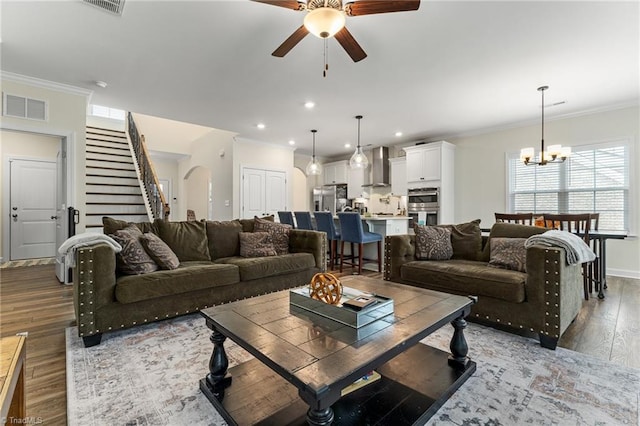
[448,315,470,368]
[598,238,607,299]
[307,407,334,426]
[205,329,232,399]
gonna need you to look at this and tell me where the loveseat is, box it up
[384,221,584,349]
[73,216,326,347]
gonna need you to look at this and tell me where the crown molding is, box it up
[0,71,93,98]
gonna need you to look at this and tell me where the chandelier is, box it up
[349,115,369,169]
[520,86,571,166]
[306,129,323,175]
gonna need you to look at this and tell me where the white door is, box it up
[264,170,286,217]
[55,147,69,281]
[158,178,172,220]
[10,159,57,260]
[241,167,287,219]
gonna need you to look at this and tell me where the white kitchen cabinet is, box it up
[347,166,369,199]
[323,160,348,185]
[405,144,442,184]
[389,157,407,196]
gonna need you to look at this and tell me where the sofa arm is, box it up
[384,235,416,281]
[73,243,118,338]
[525,244,583,340]
[289,229,327,272]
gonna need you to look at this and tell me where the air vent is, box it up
[3,93,47,121]
[83,0,125,15]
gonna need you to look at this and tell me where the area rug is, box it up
[66,314,640,425]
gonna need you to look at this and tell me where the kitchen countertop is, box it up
[362,215,410,220]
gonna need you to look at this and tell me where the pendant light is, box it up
[305,129,323,176]
[520,86,571,165]
[349,115,369,169]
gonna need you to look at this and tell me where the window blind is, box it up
[507,140,630,231]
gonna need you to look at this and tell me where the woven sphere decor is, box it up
[309,272,343,305]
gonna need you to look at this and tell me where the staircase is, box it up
[85,126,149,230]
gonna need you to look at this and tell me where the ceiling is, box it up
[1,1,638,157]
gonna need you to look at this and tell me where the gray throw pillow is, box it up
[140,232,180,270]
[254,216,291,255]
[239,232,277,258]
[489,237,527,272]
[414,225,453,260]
[111,226,159,275]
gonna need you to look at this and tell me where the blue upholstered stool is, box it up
[277,211,295,228]
[314,211,340,268]
[337,212,382,274]
[294,211,314,230]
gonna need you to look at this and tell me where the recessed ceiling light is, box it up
[344,143,351,148]
[395,132,403,137]
[304,101,315,109]
[95,80,108,88]
[257,123,266,129]
[288,140,295,145]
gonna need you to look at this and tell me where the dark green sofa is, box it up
[384,221,583,349]
[74,217,326,347]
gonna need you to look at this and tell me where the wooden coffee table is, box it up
[199,276,476,425]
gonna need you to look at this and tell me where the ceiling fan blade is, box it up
[334,27,367,62]
[272,25,310,57]
[345,0,420,16]
[251,0,305,11]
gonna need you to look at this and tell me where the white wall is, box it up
[449,106,640,278]
[233,138,295,217]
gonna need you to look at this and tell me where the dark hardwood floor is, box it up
[0,264,638,425]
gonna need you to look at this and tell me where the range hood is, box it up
[363,146,390,187]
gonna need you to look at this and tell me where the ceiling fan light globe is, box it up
[304,8,346,39]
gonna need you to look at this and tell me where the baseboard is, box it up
[608,268,640,280]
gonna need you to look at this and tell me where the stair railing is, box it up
[127,112,170,221]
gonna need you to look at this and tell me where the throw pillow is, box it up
[254,216,291,255]
[102,216,157,235]
[489,237,527,272]
[481,222,547,262]
[437,219,482,261]
[414,225,453,260]
[155,220,210,261]
[204,220,243,260]
[111,226,158,275]
[140,232,180,270]
[239,215,275,233]
[239,232,277,258]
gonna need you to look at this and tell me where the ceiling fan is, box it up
[252,0,421,63]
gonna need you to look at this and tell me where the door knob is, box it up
[51,215,58,220]
[12,214,17,219]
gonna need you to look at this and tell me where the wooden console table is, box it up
[1,335,26,423]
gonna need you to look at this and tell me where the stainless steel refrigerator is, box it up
[313,185,347,216]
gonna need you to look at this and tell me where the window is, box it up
[89,104,125,120]
[507,140,631,231]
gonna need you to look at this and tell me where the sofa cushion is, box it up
[111,226,159,275]
[239,232,277,257]
[115,262,240,304]
[205,219,243,260]
[414,225,453,260]
[437,219,482,261]
[215,253,315,281]
[489,237,527,272]
[140,232,180,270]
[103,216,157,235]
[254,216,291,255]
[239,215,274,233]
[400,259,526,303]
[156,220,210,261]
[480,222,547,262]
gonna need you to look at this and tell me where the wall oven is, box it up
[408,187,439,228]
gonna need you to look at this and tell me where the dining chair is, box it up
[277,211,295,228]
[494,212,534,225]
[294,211,314,230]
[542,213,592,300]
[314,211,340,268]
[337,212,382,274]
[589,213,601,293]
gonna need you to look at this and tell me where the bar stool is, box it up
[294,211,314,230]
[337,212,382,274]
[277,211,295,228]
[314,211,340,268]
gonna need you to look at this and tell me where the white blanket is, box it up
[58,233,122,268]
[525,230,596,265]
